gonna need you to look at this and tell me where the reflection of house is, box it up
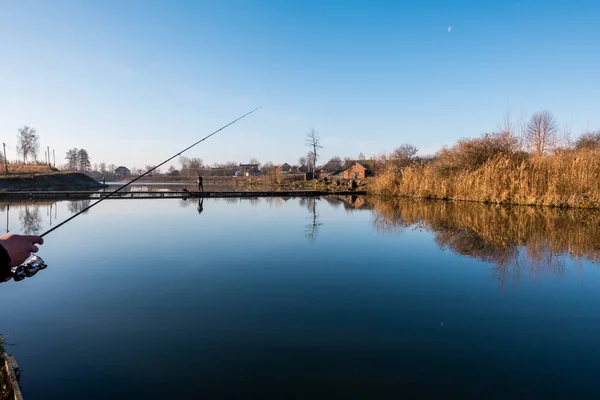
[343,161,374,179]
[115,166,131,178]
[276,163,293,174]
[344,195,367,209]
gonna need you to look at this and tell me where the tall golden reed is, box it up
[371,149,600,208]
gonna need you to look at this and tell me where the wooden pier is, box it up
[0,190,367,200]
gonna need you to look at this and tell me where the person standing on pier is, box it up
[197,175,204,192]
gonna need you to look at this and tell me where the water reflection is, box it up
[368,198,600,286]
[2,196,598,286]
[67,200,92,215]
[299,197,322,242]
[19,206,42,234]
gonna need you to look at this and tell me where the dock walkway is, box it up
[0,190,367,200]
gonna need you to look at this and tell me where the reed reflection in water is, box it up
[368,197,600,286]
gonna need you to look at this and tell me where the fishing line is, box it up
[11,107,260,281]
[40,106,261,238]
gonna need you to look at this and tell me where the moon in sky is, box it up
[448,26,452,33]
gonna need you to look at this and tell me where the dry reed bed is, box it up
[371,149,600,208]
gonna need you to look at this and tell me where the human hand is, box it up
[0,234,44,267]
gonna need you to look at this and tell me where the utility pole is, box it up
[47,146,50,166]
[2,142,7,174]
[53,149,56,167]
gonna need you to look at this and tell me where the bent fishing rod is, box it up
[11,106,261,281]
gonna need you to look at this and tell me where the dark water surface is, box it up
[1,197,599,399]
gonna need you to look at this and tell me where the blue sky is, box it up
[1,0,599,169]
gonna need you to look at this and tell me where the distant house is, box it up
[298,165,309,173]
[276,163,293,174]
[115,166,131,178]
[247,167,262,176]
[343,161,374,179]
[318,161,345,177]
[167,169,180,177]
[239,163,261,177]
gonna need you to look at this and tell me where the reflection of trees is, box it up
[19,206,42,234]
[369,198,599,286]
[322,196,342,208]
[300,197,322,242]
[3,201,59,233]
[67,200,92,215]
[265,197,284,207]
[179,198,193,208]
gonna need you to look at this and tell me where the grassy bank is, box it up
[0,172,103,191]
[0,337,14,400]
[1,163,57,174]
[372,148,600,209]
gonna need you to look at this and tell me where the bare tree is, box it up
[168,165,176,173]
[179,156,190,170]
[525,111,558,155]
[392,144,419,166]
[306,151,315,172]
[327,156,342,166]
[16,126,40,162]
[358,152,366,160]
[496,110,519,154]
[261,161,274,173]
[575,130,600,150]
[108,164,116,174]
[305,128,322,173]
[99,162,107,173]
[298,156,307,166]
[188,157,203,170]
[343,157,354,169]
[249,157,261,167]
[556,119,574,151]
[145,165,157,176]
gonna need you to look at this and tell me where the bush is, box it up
[433,131,521,176]
[575,131,600,151]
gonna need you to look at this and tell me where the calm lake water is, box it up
[1,197,599,399]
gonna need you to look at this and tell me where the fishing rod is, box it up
[11,106,261,281]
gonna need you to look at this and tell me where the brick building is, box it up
[343,161,374,179]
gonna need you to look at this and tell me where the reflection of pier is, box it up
[0,190,367,200]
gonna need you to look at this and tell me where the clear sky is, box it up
[1,0,599,169]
